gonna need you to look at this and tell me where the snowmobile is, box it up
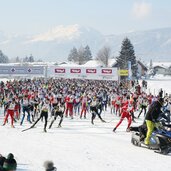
[130,123,171,155]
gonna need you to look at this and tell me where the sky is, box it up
[0,0,171,35]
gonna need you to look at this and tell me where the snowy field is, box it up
[146,80,171,95]
[0,79,171,171]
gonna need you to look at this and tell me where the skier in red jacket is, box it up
[3,98,16,128]
[113,100,133,132]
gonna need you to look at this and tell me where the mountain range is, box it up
[0,24,171,62]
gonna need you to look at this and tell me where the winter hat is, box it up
[3,153,17,171]
[6,154,14,160]
[43,161,57,171]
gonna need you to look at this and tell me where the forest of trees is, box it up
[68,45,92,65]
[0,51,39,63]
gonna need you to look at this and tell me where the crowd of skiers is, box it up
[0,78,170,133]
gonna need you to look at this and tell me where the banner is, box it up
[0,66,44,75]
[128,61,132,80]
[47,67,118,80]
[118,70,128,76]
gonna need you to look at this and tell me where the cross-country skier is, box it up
[49,101,65,129]
[138,97,148,118]
[90,96,106,125]
[30,98,50,132]
[20,95,32,125]
[113,100,133,132]
[3,98,16,128]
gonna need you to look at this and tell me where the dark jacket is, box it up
[145,100,162,122]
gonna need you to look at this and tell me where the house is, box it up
[152,62,171,75]
[153,66,167,75]
[137,60,148,76]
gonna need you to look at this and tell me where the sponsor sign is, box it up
[54,68,66,73]
[119,70,128,76]
[101,69,112,74]
[70,69,81,73]
[48,67,118,80]
[86,69,96,74]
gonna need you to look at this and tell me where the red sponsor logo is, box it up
[86,69,96,73]
[102,69,112,74]
[55,68,65,73]
[70,69,81,73]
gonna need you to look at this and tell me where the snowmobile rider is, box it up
[144,97,164,145]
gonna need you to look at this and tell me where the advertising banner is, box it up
[128,61,132,80]
[0,66,44,75]
[48,67,118,80]
[119,70,128,76]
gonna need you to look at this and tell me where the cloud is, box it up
[132,1,151,19]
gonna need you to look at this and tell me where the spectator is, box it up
[43,161,57,171]
[0,154,6,167]
[3,153,17,171]
[0,154,6,171]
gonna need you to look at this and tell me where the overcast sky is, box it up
[0,0,171,35]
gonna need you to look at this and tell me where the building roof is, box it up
[153,65,167,69]
[137,60,148,70]
[81,60,102,67]
[150,62,171,68]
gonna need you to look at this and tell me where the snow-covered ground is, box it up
[0,79,171,171]
[1,110,171,171]
[145,79,171,95]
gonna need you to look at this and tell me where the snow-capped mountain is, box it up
[0,25,104,61]
[0,25,171,62]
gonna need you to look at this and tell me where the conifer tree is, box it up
[0,50,9,63]
[116,38,138,77]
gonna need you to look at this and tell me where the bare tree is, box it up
[96,46,111,67]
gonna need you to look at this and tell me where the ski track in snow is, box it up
[0,79,171,171]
